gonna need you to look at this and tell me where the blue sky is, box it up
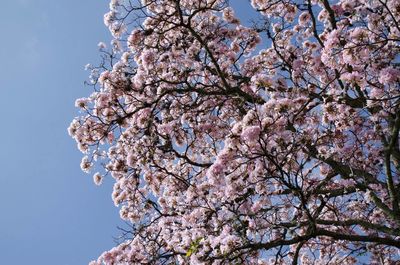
[0,1,257,264]
[0,0,122,264]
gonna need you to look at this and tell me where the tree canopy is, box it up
[69,0,400,264]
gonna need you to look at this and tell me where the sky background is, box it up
[0,1,256,264]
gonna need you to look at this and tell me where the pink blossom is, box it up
[97,41,107,50]
[378,67,400,85]
[298,12,310,26]
[209,160,224,176]
[141,50,155,69]
[292,59,304,72]
[80,156,92,173]
[70,1,400,264]
[324,29,340,49]
[241,126,261,143]
[127,29,142,48]
[75,97,89,109]
[222,7,239,24]
[93,172,103,185]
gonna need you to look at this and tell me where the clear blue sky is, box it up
[0,1,256,264]
[0,0,122,264]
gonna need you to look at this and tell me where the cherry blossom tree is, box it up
[69,0,400,263]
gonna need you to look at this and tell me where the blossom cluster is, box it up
[70,0,400,264]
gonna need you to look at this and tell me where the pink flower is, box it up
[241,126,261,142]
[80,156,92,173]
[141,50,155,69]
[251,200,262,212]
[222,7,239,24]
[292,59,304,69]
[324,29,340,49]
[93,172,103,185]
[378,67,400,85]
[298,12,310,26]
[370,87,384,98]
[75,97,89,109]
[128,29,142,48]
[210,160,224,176]
[331,4,344,16]
[98,41,107,50]
[103,11,115,27]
